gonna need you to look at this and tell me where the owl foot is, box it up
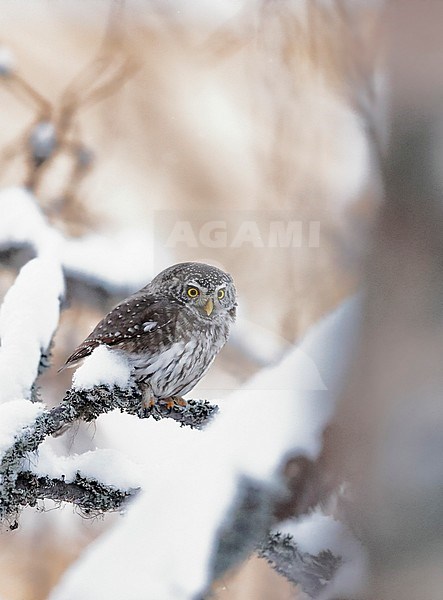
[160,396,187,410]
[141,395,156,409]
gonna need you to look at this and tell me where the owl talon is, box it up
[160,396,187,410]
[142,396,156,409]
[173,396,187,407]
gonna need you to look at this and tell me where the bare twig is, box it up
[0,1,138,210]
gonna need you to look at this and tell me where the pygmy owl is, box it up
[62,262,237,405]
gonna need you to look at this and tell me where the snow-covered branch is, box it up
[0,255,64,404]
[0,382,217,520]
[0,187,158,298]
[47,299,361,600]
[258,532,342,597]
[65,386,217,430]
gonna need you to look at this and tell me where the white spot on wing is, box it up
[143,321,157,332]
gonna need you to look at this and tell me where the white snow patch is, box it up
[0,186,62,256]
[49,466,237,600]
[0,187,64,403]
[0,186,164,293]
[61,230,159,292]
[278,511,356,555]
[50,297,360,600]
[0,400,45,460]
[33,443,142,492]
[0,257,64,403]
[72,345,133,390]
[277,511,368,599]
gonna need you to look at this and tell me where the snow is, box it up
[276,511,368,599]
[0,186,163,293]
[0,400,45,461]
[278,510,362,558]
[0,257,64,403]
[0,184,162,398]
[49,469,237,600]
[50,297,361,600]
[31,443,142,492]
[0,189,64,405]
[72,345,133,390]
[0,187,62,256]
[60,230,161,293]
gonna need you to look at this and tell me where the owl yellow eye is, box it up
[187,287,200,298]
[217,289,225,300]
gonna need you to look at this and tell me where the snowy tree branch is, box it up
[5,467,344,600]
[61,385,219,430]
[3,385,217,467]
[258,532,342,598]
[0,238,144,300]
[209,475,344,599]
[0,383,217,520]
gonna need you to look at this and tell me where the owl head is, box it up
[150,262,237,319]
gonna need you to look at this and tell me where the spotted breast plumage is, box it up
[62,262,237,403]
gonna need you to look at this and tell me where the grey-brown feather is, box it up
[63,262,236,399]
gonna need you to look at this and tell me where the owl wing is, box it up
[61,293,180,369]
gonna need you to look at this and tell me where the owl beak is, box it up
[203,297,214,316]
